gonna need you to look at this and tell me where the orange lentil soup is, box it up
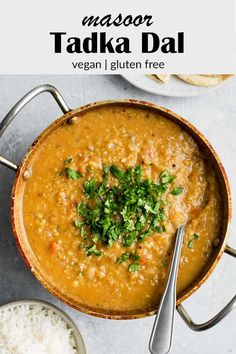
[23,106,221,312]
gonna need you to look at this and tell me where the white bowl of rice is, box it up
[0,300,86,354]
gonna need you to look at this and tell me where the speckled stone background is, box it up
[0,75,236,354]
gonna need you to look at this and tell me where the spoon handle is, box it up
[149,224,186,354]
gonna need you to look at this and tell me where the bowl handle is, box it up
[0,84,71,172]
[177,245,236,331]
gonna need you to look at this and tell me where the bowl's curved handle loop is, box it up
[0,84,71,172]
[177,245,236,331]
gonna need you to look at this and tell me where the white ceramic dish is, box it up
[0,299,86,354]
[122,74,233,98]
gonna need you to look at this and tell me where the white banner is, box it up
[0,0,235,74]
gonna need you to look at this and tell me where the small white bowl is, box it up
[0,299,86,354]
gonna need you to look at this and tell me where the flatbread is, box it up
[176,74,233,87]
[148,74,171,83]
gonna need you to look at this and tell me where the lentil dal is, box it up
[23,106,221,311]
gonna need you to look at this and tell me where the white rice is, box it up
[0,304,79,354]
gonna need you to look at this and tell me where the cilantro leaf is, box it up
[74,220,84,228]
[85,244,102,256]
[80,226,86,238]
[65,168,83,180]
[117,252,130,264]
[77,202,87,217]
[84,177,97,198]
[130,253,140,261]
[162,259,168,267]
[103,164,110,175]
[110,165,125,180]
[64,157,73,164]
[170,187,183,195]
[160,170,176,184]
[188,233,199,249]
[128,263,140,272]
[188,240,193,249]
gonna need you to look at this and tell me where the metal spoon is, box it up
[149,224,186,354]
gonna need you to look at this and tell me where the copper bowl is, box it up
[0,84,235,329]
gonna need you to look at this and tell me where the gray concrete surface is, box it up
[0,75,236,354]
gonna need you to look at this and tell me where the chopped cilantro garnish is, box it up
[117,252,130,264]
[160,170,176,184]
[84,177,97,198]
[130,253,140,261]
[116,252,140,271]
[110,165,125,180]
[80,226,87,238]
[64,157,73,164]
[103,164,110,175]
[188,240,193,249]
[128,263,140,272]
[123,231,138,246]
[170,187,183,195]
[77,202,87,217]
[193,232,199,240]
[65,168,83,180]
[85,244,102,256]
[138,229,152,241]
[91,235,99,243]
[155,225,166,233]
[188,233,200,249]
[74,220,84,228]
[162,259,168,267]
[74,165,176,258]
